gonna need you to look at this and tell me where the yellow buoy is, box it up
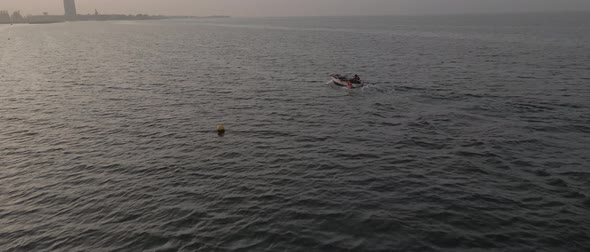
[216,125,225,136]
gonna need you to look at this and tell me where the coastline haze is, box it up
[2,0,590,16]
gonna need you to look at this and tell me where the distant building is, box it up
[11,11,25,23]
[0,10,10,24]
[64,0,77,20]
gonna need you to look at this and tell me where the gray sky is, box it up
[3,0,590,16]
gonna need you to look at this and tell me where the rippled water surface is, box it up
[1,13,590,251]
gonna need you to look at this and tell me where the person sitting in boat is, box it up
[352,74,361,83]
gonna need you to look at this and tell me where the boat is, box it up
[330,74,364,89]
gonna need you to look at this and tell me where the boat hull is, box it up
[330,76,363,89]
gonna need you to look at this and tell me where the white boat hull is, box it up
[330,75,363,89]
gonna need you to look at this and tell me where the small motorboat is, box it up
[330,74,364,89]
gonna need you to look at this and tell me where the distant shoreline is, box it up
[0,15,230,25]
[4,9,587,24]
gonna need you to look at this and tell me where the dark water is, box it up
[1,13,589,251]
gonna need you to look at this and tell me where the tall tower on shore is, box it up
[64,0,77,20]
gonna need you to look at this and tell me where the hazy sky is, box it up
[3,0,590,16]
